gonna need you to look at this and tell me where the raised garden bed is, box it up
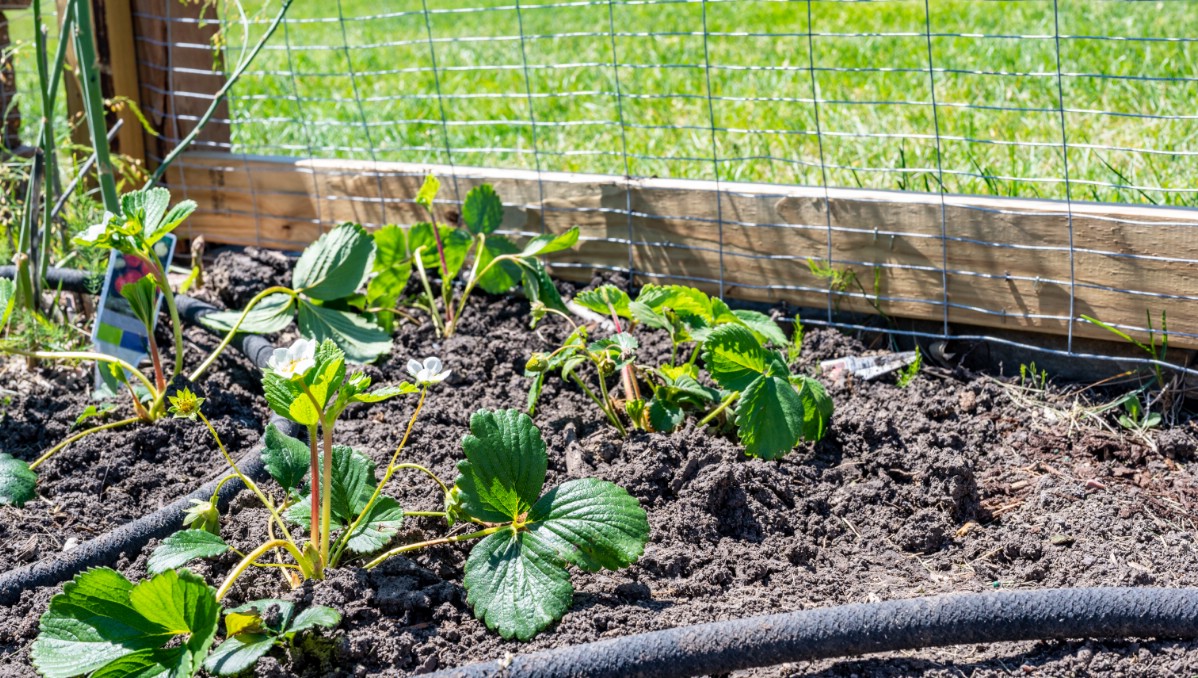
[2,248,1197,676]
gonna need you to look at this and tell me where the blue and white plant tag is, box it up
[91,234,177,394]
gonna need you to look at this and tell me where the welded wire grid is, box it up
[124,1,1198,375]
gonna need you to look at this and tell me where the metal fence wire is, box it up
[23,0,1198,375]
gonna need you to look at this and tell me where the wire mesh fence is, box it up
[8,0,1198,375]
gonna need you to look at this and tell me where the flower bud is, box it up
[525,353,550,373]
[183,499,220,535]
[598,356,617,377]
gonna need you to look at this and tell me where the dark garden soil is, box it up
[3,249,1198,677]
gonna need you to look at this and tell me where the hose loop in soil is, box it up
[429,587,1198,678]
[0,265,103,295]
[0,270,292,605]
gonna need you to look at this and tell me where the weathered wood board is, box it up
[169,151,1198,349]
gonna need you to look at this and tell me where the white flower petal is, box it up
[424,357,442,373]
[406,359,423,376]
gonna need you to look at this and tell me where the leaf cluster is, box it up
[369,177,579,337]
[32,567,338,678]
[541,283,834,459]
[200,223,392,363]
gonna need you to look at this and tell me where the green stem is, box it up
[198,412,294,544]
[571,373,625,435]
[188,286,295,383]
[29,416,141,470]
[305,423,321,557]
[331,388,428,566]
[5,349,157,397]
[364,525,505,570]
[391,463,448,495]
[446,250,516,337]
[207,474,238,507]
[153,261,185,382]
[403,511,447,518]
[594,367,627,436]
[216,538,310,601]
[698,390,740,427]
[149,0,296,185]
[412,248,446,336]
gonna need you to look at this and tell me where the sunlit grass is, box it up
[9,0,1198,206]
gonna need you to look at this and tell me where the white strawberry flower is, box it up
[407,356,451,387]
[268,337,317,380]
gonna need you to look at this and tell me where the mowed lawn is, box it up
[11,0,1198,206]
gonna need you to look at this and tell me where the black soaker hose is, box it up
[0,283,290,605]
[0,265,102,294]
[431,587,1198,678]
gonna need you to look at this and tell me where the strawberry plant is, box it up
[368,176,579,338]
[199,222,392,364]
[532,283,832,459]
[29,567,339,677]
[53,340,647,669]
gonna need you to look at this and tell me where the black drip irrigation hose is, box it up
[431,587,1198,678]
[0,265,102,295]
[0,271,290,604]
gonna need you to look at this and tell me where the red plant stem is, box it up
[607,302,642,404]
[146,331,166,392]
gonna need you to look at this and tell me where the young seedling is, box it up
[29,567,340,678]
[542,283,831,459]
[369,176,580,338]
[895,346,922,388]
[198,222,392,364]
[1081,310,1169,389]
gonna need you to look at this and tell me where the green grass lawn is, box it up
[10,0,1198,206]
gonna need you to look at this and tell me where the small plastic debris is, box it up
[820,351,919,382]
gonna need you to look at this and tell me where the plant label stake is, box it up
[90,234,176,392]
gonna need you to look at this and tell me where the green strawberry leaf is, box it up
[701,324,769,392]
[455,409,547,524]
[32,568,218,678]
[293,223,375,301]
[518,258,568,317]
[462,184,504,235]
[792,375,834,442]
[415,175,440,211]
[118,276,158,330]
[589,332,638,369]
[297,300,392,364]
[73,403,118,430]
[287,446,375,528]
[367,225,412,332]
[527,478,649,572]
[475,235,523,295]
[463,529,572,641]
[261,424,310,492]
[204,600,340,676]
[351,382,418,403]
[202,634,275,676]
[0,452,37,507]
[735,374,806,460]
[342,496,404,554]
[520,226,579,257]
[147,530,230,575]
[648,397,685,432]
[574,285,631,319]
[288,605,342,634]
[198,293,296,335]
[731,309,788,347]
